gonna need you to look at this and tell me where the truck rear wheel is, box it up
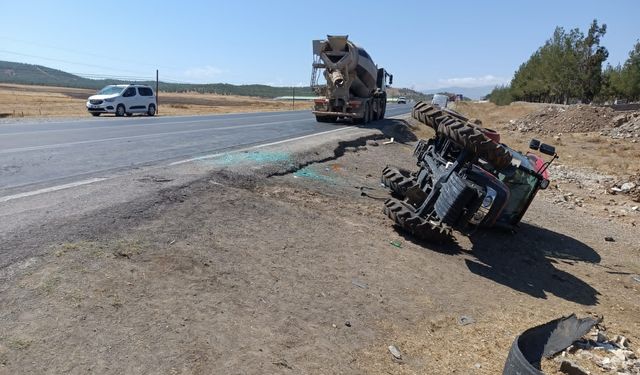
[316,116,337,123]
[364,102,371,124]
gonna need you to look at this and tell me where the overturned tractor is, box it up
[382,102,558,241]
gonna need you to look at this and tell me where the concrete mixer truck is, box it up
[311,35,393,124]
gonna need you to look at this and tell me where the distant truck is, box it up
[397,96,407,104]
[311,35,393,124]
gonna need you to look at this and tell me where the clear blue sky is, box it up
[0,0,638,91]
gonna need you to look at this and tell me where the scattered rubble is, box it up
[510,104,640,140]
[559,359,589,375]
[544,323,640,374]
[609,175,640,202]
[511,105,615,134]
[504,314,599,374]
[606,112,640,139]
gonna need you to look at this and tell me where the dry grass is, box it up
[0,83,311,118]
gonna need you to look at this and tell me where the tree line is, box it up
[487,20,640,105]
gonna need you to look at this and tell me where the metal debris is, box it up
[351,279,369,289]
[388,345,402,360]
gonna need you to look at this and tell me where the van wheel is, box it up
[147,104,156,116]
[115,104,125,117]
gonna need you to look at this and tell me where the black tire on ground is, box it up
[434,173,481,226]
[436,117,512,169]
[115,104,125,117]
[147,104,156,116]
[383,198,452,242]
[91,112,100,117]
[381,166,417,198]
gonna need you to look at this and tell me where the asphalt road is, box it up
[0,105,411,196]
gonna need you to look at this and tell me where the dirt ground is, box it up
[1,109,640,373]
[0,83,311,118]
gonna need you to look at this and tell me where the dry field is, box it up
[0,83,311,118]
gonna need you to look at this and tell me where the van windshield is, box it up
[97,86,124,95]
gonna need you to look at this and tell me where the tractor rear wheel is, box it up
[381,166,417,198]
[437,117,512,169]
[383,198,452,242]
[411,101,512,168]
[434,173,482,226]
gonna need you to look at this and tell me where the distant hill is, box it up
[385,87,430,102]
[422,85,495,100]
[0,60,315,97]
[0,60,428,100]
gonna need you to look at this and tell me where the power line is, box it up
[0,49,152,76]
[0,35,179,71]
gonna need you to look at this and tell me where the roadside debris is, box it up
[458,315,475,326]
[505,314,640,374]
[351,279,369,289]
[605,236,615,242]
[503,314,599,374]
[137,176,174,183]
[388,345,402,360]
[382,137,395,145]
[389,240,402,248]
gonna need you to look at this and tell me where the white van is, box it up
[87,84,157,117]
[431,94,449,108]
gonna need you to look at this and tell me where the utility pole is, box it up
[156,69,159,115]
[292,86,295,110]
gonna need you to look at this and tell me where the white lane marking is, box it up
[0,111,305,136]
[0,178,106,203]
[0,118,308,154]
[170,127,351,166]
